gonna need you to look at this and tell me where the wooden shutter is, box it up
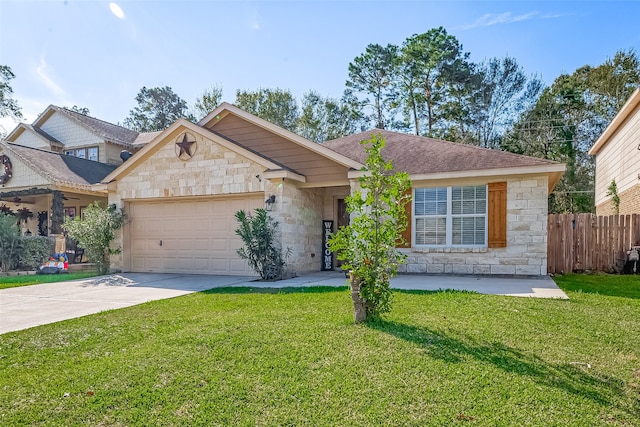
[488,182,507,248]
[397,189,412,248]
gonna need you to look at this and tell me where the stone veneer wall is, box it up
[398,176,549,276]
[108,135,266,272]
[596,183,640,215]
[267,180,326,276]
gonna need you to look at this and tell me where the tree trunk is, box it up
[349,272,368,323]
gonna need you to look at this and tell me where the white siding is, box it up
[40,112,103,149]
[595,104,640,206]
[12,131,50,150]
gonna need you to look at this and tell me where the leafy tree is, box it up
[345,43,399,129]
[297,91,360,142]
[124,86,193,131]
[0,213,22,272]
[467,56,543,148]
[192,85,223,120]
[63,202,125,274]
[235,208,290,280]
[0,65,22,136]
[505,49,640,213]
[329,133,411,323]
[397,27,467,136]
[0,65,22,120]
[234,88,299,131]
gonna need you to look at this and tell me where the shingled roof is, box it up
[323,129,561,175]
[5,143,117,188]
[58,107,140,147]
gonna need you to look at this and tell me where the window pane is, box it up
[88,147,98,161]
[75,149,86,159]
[415,217,446,245]
[475,217,486,244]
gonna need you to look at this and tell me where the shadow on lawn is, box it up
[369,320,630,412]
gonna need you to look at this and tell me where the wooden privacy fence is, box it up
[547,214,640,274]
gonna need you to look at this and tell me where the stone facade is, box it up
[398,176,549,276]
[109,133,267,272]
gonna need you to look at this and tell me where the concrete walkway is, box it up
[0,272,567,334]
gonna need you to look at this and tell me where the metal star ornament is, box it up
[175,132,197,160]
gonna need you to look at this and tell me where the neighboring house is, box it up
[589,88,640,215]
[4,105,158,165]
[102,103,565,277]
[0,105,155,240]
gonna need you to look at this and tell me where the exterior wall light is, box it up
[265,195,276,211]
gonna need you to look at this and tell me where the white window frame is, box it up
[87,147,99,161]
[413,185,488,248]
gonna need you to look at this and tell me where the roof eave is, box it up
[200,102,365,171]
[348,163,566,187]
[589,87,640,155]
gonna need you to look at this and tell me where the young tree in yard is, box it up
[63,203,125,274]
[329,134,411,323]
[124,86,193,131]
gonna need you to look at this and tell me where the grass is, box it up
[0,277,639,426]
[554,273,640,299]
[0,271,100,289]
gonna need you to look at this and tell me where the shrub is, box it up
[63,202,125,274]
[0,213,21,272]
[18,235,54,270]
[235,208,291,280]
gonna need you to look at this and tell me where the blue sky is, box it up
[1,0,639,133]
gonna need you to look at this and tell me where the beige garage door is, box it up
[127,196,263,275]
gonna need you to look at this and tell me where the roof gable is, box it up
[200,102,363,171]
[1,142,117,188]
[31,105,140,148]
[102,119,284,183]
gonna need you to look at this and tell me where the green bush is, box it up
[63,202,125,274]
[0,213,21,272]
[18,235,54,270]
[235,208,291,280]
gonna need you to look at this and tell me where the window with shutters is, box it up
[414,185,487,247]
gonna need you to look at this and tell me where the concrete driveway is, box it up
[0,272,567,334]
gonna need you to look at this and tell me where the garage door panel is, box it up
[193,238,211,251]
[127,197,261,275]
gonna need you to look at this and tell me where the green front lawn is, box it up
[0,277,638,426]
[0,272,100,289]
[554,273,640,299]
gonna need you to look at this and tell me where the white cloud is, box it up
[35,58,64,96]
[109,2,125,20]
[461,11,540,30]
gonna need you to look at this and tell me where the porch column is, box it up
[50,190,64,234]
